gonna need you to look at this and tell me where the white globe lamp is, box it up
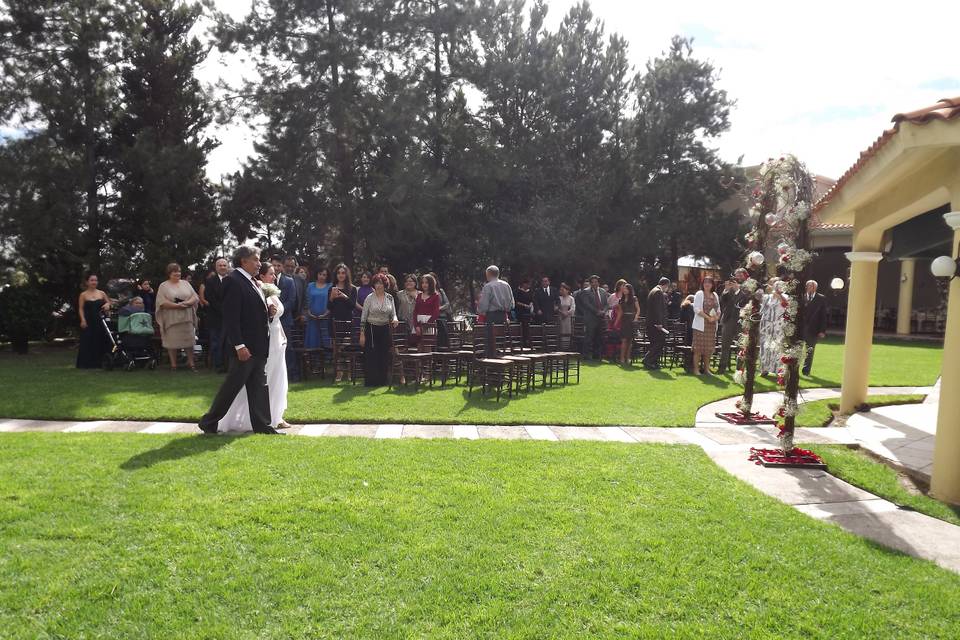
[931,255,958,279]
[830,277,845,291]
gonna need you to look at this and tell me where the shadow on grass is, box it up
[120,435,237,471]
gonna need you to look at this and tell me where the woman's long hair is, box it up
[619,283,635,305]
[420,273,437,296]
[333,263,354,289]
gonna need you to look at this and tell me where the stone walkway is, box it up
[3,382,959,574]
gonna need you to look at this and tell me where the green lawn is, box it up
[795,394,927,428]
[0,434,957,638]
[0,337,942,426]
[810,444,960,528]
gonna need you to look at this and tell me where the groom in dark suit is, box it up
[199,246,282,435]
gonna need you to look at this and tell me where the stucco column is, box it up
[839,251,884,413]
[931,211,960,505]
[896,258,917,335]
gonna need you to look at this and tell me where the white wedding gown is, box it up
[218,294,289,431]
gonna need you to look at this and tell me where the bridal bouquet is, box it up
[261,283,280,299]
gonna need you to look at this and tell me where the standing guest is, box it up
[156,262,200,371]
[396,274,419,334]
[328,263,359,323]
[359,273,399,386]
[292,264,309,319]
[514,277,535,346]
[578,275,609,361]
[801,280,828,375]
[573,278,590,324]
[667,282,683,319]
[218,262,290,431]
[533,276,560,324]
[283,257,307,322]
[272,256,301,382]
[203,258,230,373]
[759,279,787,376]
[354,271,373,318]
[718,277,742,374]
[413,273,441,342]
[386,273,399,300]
[305,266,332,349]
[644,277,670,370]
[679,294,695,346]
[432,272,453,348]
[136,279,156,315]
[198,246,281,436]
[76,273,112,369]
[328,263,359,382]
[608,279,627,330]
[557,283,576,348]
[378,265,391,277]
[477,265,515,357]
[691,276,720,375]
[615,283,641,365]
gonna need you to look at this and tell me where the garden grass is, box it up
[0,337,942,426]
[809,444,960,528]
[0,434,958,638]
[795,394,926,428]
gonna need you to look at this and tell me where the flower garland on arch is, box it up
[732,174,776,417]
[759,154,816,452]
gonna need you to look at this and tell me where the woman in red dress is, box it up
[412,273,440,346]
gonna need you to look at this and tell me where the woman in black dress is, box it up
[76,273,112,369]
[615,284,640,365]
[359,274,399,386]
[328,263,359,382]
[514,277,534,347]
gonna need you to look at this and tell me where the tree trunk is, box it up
[80,11,101,275]
[327,0,355,266]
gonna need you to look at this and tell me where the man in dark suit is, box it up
[533,276,560,324]
[578,275,608,360]
[717,277,742,373]
[199,246,281,435]
[644,277,670,369]
[283,256,307,323]
[801,280,828,375]
[272,256,301,382]
[203,257,230,373]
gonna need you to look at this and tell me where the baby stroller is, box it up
[102,311,158,371]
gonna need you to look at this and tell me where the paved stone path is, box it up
[3,383,958,574]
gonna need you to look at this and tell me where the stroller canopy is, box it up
[119,312,155,336]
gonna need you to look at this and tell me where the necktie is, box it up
[595,289,601,308]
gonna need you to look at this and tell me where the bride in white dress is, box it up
[218,263,289,432]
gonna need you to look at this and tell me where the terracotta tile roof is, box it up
[813,96,960,212]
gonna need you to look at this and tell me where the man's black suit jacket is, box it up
[802,292,828,342]
[533,286,560,322]
[221,269,270,358]
[646,286,666,330]
[204,273,225,330]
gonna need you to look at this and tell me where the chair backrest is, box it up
[333,320,357,347]
[446,320,465,349]
[472,323,488,356]
[572,321,585,339]
[529,323,545,351]
[507,323,523,351]
[542,323,559,351]
[288,322,307,348]
[393,321,408,351]
[417,322,437,352]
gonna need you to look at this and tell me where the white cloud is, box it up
[204,0,960,181]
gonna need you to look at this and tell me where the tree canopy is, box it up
[1,0,743,305]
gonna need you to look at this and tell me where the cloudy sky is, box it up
[202,0,960,182]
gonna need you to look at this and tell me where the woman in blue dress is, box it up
[305,266,332,348]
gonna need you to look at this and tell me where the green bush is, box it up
[0,283,56,353]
